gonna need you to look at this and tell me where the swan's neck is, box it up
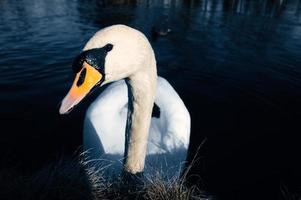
[124,67,157,174]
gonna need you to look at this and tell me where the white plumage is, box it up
[60,25,191,175]
[83,77,190,174]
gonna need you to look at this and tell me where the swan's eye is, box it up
[105,43,113,52]
[76,68,86,87]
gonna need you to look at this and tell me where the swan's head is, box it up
[59,25,154,114]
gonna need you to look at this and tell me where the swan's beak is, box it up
[59,62,103,114]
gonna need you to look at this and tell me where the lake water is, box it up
[0,0,301,199]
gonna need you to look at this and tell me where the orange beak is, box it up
[59,62,103,114]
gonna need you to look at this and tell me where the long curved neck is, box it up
[123,62,157,174]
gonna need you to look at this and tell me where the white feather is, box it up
[83,77,191,173]
[78,25,191,174]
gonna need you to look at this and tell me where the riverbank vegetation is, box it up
[0,155,206,200]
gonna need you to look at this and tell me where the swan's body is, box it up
[83,77,190,174]
[59,25,191,175]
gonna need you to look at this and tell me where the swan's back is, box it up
[83,77,190,175]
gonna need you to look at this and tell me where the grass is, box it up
[0,152,207,200]
[2,151,300,199]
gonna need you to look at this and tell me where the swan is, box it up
[59,25,190,176]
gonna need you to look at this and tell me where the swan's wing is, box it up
[149,77,191,153]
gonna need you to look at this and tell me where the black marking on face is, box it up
[76,68,86,87]
[104,43,113,52]
[72,43,113,75]
[152,103,160,118]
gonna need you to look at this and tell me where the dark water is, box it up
[1,0,301,199]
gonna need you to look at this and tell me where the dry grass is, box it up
[143,171,203,200]
[80,150,207,200]
[0,152,208,200]
[0,140,212,200]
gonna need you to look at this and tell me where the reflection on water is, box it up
[0,0,301,199]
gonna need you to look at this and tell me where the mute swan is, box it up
[59,25,190,176]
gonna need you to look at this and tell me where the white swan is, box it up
[59,25,190,176]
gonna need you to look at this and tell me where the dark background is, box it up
[0,0,301,199]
